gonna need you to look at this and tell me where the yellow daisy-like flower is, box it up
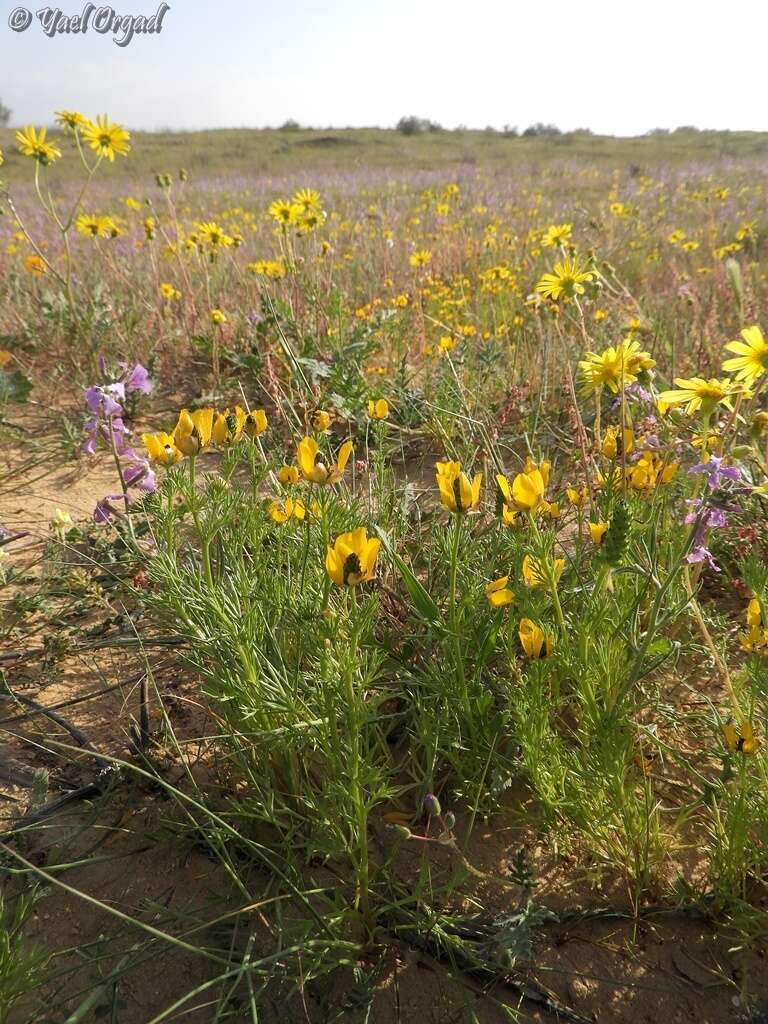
[436,461,482,513]
[657,377,741,417]
[24,254,46,275]
[367,399,389,420]
[298,436,353,484]
[722,326,768,387]
[518,618,554,659]
[160,282,181,300]
[541,223,572,248]
[81,116,131,161]
[210,309,227,326]
[268,199,298,226]
[579,340,655,395]
[76,213,113,239]
[55,110,86,130]
[535,255,594,302]
[486,576,514,607]
[409,250,432,268]
[292,188,322,213]
[326,527,381,587]
[521,553,565,590]
[143,431,183,466]
[197,222,233,248]
[16,126,61,165]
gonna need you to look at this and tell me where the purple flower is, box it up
[706,507,727,530]
[686,545,721,572]
[688,456,742,490]
[123,460,157,493]
[122,362,153,395]
[611,382,653,409]
[85,360,154,527]
[93,495,126,524]
[85,385,123,418]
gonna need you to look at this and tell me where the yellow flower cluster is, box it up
[143,406,267,464]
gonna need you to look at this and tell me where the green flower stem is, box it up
[343,588,371,932]
[448,513,469,713]
[188,455,214,589]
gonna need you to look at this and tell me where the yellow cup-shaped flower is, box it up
[566,484,589,507]
[518,618,554,659]
[522,553,564,590]
[486,576,514,607]
[243,409,268,438]
[269,497,305,523]
[502,504,522,527]
[143,431,182,465]
[326,527,381,586]
[298,436,353,484]
[312,410,331,432]
[723,720,761,754]
[173,408,214,457]
[277,464,300,486]
[601,426,634,460]
[524,456,550,488]
[509,469,545,511]
[589,522,609,546]
[436,461,482,513]
[212,407,247,445]
[367,398,389,420]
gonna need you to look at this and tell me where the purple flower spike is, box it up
[688,456,742,491]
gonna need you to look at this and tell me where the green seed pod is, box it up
[604,500,630,567]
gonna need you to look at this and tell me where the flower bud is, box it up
[423,793,441,816]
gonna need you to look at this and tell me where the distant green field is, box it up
[2,126,768,185]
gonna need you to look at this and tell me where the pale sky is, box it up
[1,0,766,135]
